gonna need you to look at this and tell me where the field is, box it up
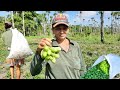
[0,33,120,79]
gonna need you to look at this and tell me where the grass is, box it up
[0,33,120,79]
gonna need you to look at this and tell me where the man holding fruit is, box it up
[30,13,86,79]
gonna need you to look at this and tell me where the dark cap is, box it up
[5,21,12,26]
[52,13,69,28]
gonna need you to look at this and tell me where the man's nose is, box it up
[59,29,64,33]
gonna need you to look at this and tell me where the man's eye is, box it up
[56,28,66,30]
[57,28,61,30]
[55,28,60,30]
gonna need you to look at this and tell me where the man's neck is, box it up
[57,38,67,44]
[58,38,70,52]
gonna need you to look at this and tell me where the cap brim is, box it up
[53,22,69,27]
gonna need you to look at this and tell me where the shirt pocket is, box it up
[73,56,81,70]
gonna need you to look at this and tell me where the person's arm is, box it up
[78,44,87,76]
[30,38,52,76]
[30,49,44,76]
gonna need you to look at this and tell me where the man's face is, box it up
[52,24,69,40]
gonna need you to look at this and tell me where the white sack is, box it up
[92,54,120,79]
[7,28,33,59]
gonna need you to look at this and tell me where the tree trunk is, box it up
[79,11,82,33]
[111,12,113,34]
[11,11,15,28]
[22,11,25,36]
[100,11,104,43]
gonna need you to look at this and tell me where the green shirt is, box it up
[30,38,86,79]
[1,28,12,48]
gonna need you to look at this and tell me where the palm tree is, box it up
[99,11,104,43]
[107,17,110,33]
[46,11,52,36]
[82,18,85,33]
[111,11,114,34]
[111,11,120,33]
[41,13,47,35]
[91,17,95,33]
[22,11,25,36]
[79,11,83,33]
[11,11,15,28]
[74,20,77,35]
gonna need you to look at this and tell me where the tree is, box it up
[79,11,83,33]
[22,11,25,36]
[46,11,52,36]
[111,11,120,34]
[11,11,15,28]
[99,11,104,43]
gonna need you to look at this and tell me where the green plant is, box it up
[5,71,11,79]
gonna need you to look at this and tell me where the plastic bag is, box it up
[7,28,33,59]
[92,54,120,79]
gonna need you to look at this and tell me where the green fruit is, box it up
[50,47,61,53]
[40,45,60,64]
[51,57,56,64]
[43,51,47,58]
[54,54,59,58]
[47,56,56,64]
[99,60,109,75]
[49,56,53,61]
[50,47,58,53]
[44,46,49,51]
[51,53,59,58]
[45,56,51,61]
[55,47,61,53]
[41,50,47,59]
[50,47,56,52]
[55,47,61,51]
[47,50,52,55]
[80,65,109,79]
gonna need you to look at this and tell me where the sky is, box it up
[0,11,112,26]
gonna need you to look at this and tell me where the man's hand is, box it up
[36,38,52,53]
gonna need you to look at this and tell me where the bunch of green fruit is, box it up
[80,60,110,79]
[98,60,110,75]
[41,45,61,63]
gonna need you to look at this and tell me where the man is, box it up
[30,13,86,79]
[2,21,24,79]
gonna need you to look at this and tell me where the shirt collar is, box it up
[52,37,75,47]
